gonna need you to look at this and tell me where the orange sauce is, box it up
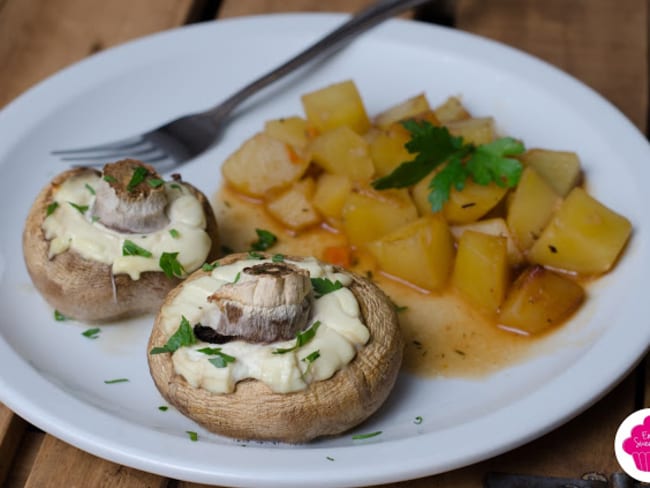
[214,186,542,379]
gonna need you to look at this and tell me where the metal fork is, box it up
[52,0,433,172]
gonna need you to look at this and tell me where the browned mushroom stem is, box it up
[201,262,314,343]
[91,159,169,233]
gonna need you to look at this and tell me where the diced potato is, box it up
[434,96,471,124]
[451,218,524,267]
[222,132,310,197]
[446,117,495,145]
[507,167,561,250]
[451,230,509,316]
[374,93,431,129]
[499,266,585,335]
[528,187,632,274]
[341,187,418,246]
[368,125,411,177]
[301,80,370,134]
[444,180,509,224]
[309,126,375,181]
[520,149,581,197]
[367,216,454,291]
[312,173,352,223]
[266,178,320,230]
[264,116,317,150]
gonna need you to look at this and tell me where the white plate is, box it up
[1,13,649,488]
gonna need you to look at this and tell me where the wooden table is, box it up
[0,0,647,486]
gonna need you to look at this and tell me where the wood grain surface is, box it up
[0,0,647,486]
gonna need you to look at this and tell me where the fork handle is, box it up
[203,0,434,121]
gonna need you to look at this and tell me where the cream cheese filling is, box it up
[161,257,370,394]
[42,172,211,280]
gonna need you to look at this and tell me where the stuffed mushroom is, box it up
[147,252,403,443]
[22,159,220,322]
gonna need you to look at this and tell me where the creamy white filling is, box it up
[162,258,370,394]
[42,173,212,279]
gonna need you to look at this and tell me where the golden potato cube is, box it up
[507,167,561,250]
[368,126,412,177]
[451,230,509,316]
[520,148,582,197]
[341,187,418,246]
[367,216,454,291]
[266,178,320,230]
[312,173,352,222]
[264,116,317,150]
[528,187,632,275]
[301,80,370,134]
[446,117,495,145]
[443,180,509,224]
[451,217,524,267]
[499,266,585,335]
[309,126,375,181]
[374,93,431,129]
[434,96,471,124]
[222,132,310,197]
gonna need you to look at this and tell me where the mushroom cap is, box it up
[147,253,404,444]
[22,167,221,322]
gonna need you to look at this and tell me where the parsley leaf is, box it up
[311,278,343,297]
[68,202,89,214]
[122,240,152,258]
[150,316,196,354]
[371,120,524,212]
[202,261,219,272]
[82,327,101,339]
[250,228,277,251]
[273,321,321,354]
[197,347,236,368]
[159,252,185,279]
[127,166,149,191]
[46,201,59,216]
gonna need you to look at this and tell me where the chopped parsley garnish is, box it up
[414,416,423,425]
[46,201,59,216]
[126,166,149,191]
[272,253,285,263]
[158,405,169,412]
[53,309,66,321]
[352,431,382,440]
[273,321,321,354]
[233,271,241,283]
[326,456,335,462]
[147,178,165,188]
[170,183,182,190]
[68,202,89,214]
[102,174,117,183]
[310,277,343,297]
[159,251,185,279]
[250,228,277,251]
[169,228,180,239]
[202,261,219,272]
[104,378,129,384]
[197,347,236,368]
[122,240,152,258]
[372,120,524,211]
[150,316,196,354]
[302,350,321,364]
[82,327,100,339]
[186,430,198,441]
[248,251,264,259]
[85,183,96,195]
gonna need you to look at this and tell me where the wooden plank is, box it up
[0,0,198,107]
[4,430,44,488]
[218,0,378,16]
[0,403,28,486]
[455,0,648,131]
[23,434,166,488]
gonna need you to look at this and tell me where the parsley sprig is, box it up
[310,277,343,297]
[273,321,321,354]
[150,316,196,354]
[372,120,524,211]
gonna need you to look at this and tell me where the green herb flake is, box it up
[250,228,277,251]
[201,261,219,272]
[150,316,196,354]
[147,178,165,188]
[272,253,285,263]
[169,228,180,239]
[46,201,59,216]
[103,174,117,183]
[233,271,241,283]
[197,347,236,368]
[302,350,321,364]
[158,405,169,412]
[352,431,382,440]
[127,166,149,191]
[248,251,264,259]
[186,430,199,441]
[91,215,100,223]
[68,201,89,214]
[85,183,96,195]
[82,327,101,339]
[273,321,321,354]
[170,183,182,190]
[414,416,423,425]
[122,239,152,258]
[104,378,129,384]
[159,251,185,279]
[371,120,524,212]
[54,309,67,321]
[326,456,335,461]
[310,277,343,297]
